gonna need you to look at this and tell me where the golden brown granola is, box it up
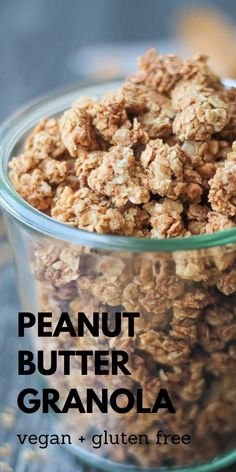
[9,49,236,238]
[87,146,150,207]
[26,117,67,158]
[8,49,236,469]
[144,198,186,238]
[220,87,236,139]
[172,81,228,141]
[128,49,222,95]
[209,143,236,217]
[59,97,99,155]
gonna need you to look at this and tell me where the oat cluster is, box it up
[8,50,236,469]
[9,49,236,238]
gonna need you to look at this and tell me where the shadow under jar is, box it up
[0,81,236,472]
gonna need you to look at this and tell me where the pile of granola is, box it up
[9,49,236,237]
[9,50,236,468]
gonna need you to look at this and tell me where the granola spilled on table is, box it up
[8,50,236,469]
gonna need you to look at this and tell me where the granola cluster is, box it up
[8,50,236,469]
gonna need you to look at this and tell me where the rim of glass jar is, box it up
[0,78,236,253]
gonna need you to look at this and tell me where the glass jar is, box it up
[0,212,9,267]
[0,81,236,472]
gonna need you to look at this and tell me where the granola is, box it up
[7,49,236,469]
[172,81,228,141]
[9,49,236,237]
[209,143,236,217]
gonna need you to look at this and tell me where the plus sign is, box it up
[78,436,86,443]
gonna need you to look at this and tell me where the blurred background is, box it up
[1,0,236,123]
[0,1,236,470]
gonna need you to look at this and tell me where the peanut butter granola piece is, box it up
[9,151,68,211]
[139,330,190,366]
[144,198,186,238]
[122,82,149,114]
[91,92,148,147]
[51,186,124,233]
[170,316,198,344]
[122,82,174,138]
[122,260,185,314]
[183,53,222,90]
[121,206,150,237]
[33,244,80,287]
[219,87,236,139]
[181,140,220,182]
[198,305,236,352]
[175,256,210,282]
[138,100,174,139]
[25,117,67,158]
[129,49,221,95]
[88,146,150,207]
[141,139,202,203]
[216,267,236,295]
[122,81,166,114]
[183,140,232,193]
[130,49,184,95]
[60,97,99,156]
[51,186,148,236]
[73,149,105,187]
[113,117,148,147]
[38,158,68,185]
[208,143,236,217]
[205,211,235,233]
[187,204,209,234]
[172,81,228,141]
[140,139,185,199]
[91,92,128,141]
[187,204,235,236]
[173,286,215,308]
[170,306,200,343]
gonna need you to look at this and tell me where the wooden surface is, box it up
[0,249,235,472]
